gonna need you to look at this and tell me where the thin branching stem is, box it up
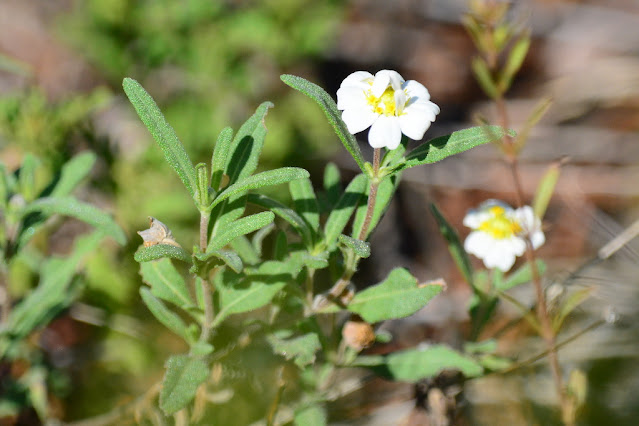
[199,212,215,342]
[358,148,382,242]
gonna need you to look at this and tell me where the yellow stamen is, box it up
[365,86,408,117]
[478,206,522,239]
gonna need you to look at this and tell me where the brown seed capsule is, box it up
[137,217,181,248]
[342,320,375,351]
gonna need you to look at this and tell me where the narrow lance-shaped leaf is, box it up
[50,152,96,197]
[209,167,309,211]
[472,57,499,99]
[322,162,342,209]
[159,354,209,415]
[134,244,192,264]
[533,161,561,220]
[281,74,366,172]
[225,102,273,184]
[430,203,474,287]
[207,211,275,252]
[211,127,233,191]
[140,258,193,309]
[339,235,370,258]
[498,33,531,93]
[18,154,39,202]
[140,287,193,343]
[248,194,313,246]
[122,78,197,198]
[290,178,320,234]
[395,126,514,172]
[22,196,126,245]
[497,260,546,292]
[324,174,366,250]
[195,249,243,273]
[230,235,260,265]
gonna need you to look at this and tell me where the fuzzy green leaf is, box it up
[471,57,499,98]
[357,345,483,382]
[211,127,233,191]
[134,244,192,264]
[23,196,126,245]
[123,78,197,198]
[322,268,443,322]
[281,74,366,172]
[159,354,208,415]
[140,288,192,343]
[267,331,321,368]
[140,258,193,309]
[229,235,260,265]
[207,211,275,252]
[324,174,367,250]
[51,152,96,197]
[396,126,512,171]
[247,194,313,245]
[499,34,530,92]
[338,235,370,258]
[197,249,243,273]
[6,232,103,342]
[430,203,474,287]
[533,162,560,220]
[210,167,309,211]
[213,260,300,326]
[290,178,320,234]
[225,102,272,184]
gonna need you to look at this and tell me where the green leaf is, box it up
[211,127,233,191]
[290,178,320,234]
[229,235,260,265]
[134,244,192,264]
[140,287,193,343]
[225,102,272,184]
[533,162,560,220]
[294,403,327,426]
[248,194,313,246]
[213,261,298,326]
[18,154,39,202]
[430,203,474,287]
[210,167,310,211]
[195,249,243,273]
[6,231,104,341]
[338,235,370,258]
[122,78,197,198]
[396,126,512,171]
[140,258,193,309]
[553,287,593,332]
[357,345,483,381]
[159,354,209,415]
[498,34,530,93]
[471,56,499,98]
[498,260,546,291]
[274,231,288,261]
[281,74,366,172]
[324,174,366,250]
[23,196,125,245]
[251,222,275,258]
[194,162,210,208]
[322,162,342,208]
[50,152,96,197]
[207,211,275,252]
[322,268,443,322]
[352,175,398,240]
[267,331,321,368]
[464,339,498,354]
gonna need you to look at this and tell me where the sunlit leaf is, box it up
[140,258,193,309]
[211,127,233,191]
[159,354,208,415]
[123,78,197,198]
[267,331,321,368]
[207,211,274,252]
[140,287,193,343]
[338,235,370,258]
[281,74,366,172]
[134,244,192,264]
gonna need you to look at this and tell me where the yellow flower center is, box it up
[366,86,406,117]
[478,206,522,239]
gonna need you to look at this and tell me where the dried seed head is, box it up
[137,216,181,247]
[342,320,376,351]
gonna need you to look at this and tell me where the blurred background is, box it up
[0,0,638,424]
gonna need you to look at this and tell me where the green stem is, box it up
[358,148,382,242]
[198,211,215,342]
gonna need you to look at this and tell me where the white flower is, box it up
[463,200,545,272]
[336,70,440,150]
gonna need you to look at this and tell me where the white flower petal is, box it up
[340,71,374,89]
[368,115,401,149]
[484,248,517,271]
[371,71,391,97]
[403,80,431,102]
[530,230,545,249]
[398,106,437,140]
[463,210,491,228]
[464,231,491,257]
[504,236,526,256]
[342,108,377,134]
[337,86,369,110]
